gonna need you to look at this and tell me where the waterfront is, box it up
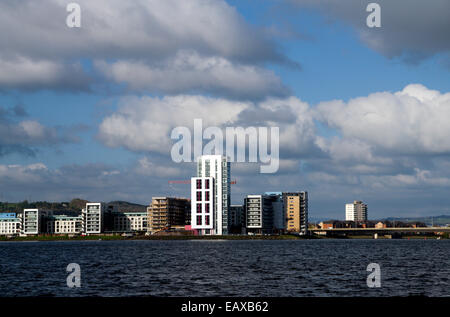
[1,240,450,297]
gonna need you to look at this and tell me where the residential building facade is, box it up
[147,197,190,234]
[0,213,21,236]
[264,192,285,232]
[244,195,273,234]
[229,205,244,233]
[114,211,148,232]
[191,177,215,234]
[345,200,368,222]
[23,209,51,235]
[196,155,230,235]
[283,192,308,235]
[82,203,104,234]
[47,215,83,234]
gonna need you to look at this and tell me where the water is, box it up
[0,239,449,297]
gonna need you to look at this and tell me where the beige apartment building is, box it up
[283,192,308,235]
[147,197,190,234]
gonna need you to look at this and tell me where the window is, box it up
[205,216,210,226]
[196,179,202,189]
[197,203,202,213]
[205,179,209,189]
[197,191,202,201]
[205,191,210,201]
[205,204,210,213]
[197,216,202,226]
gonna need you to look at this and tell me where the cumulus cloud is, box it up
[0,0,292,96]
[316,84,450,154]
[95,51,289,99]
[98,95,251,153]
[289,0,450,63]
[98,94,319,159]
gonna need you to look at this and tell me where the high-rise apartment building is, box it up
[283,192,308,235]
[191,177,215,234]
[82,203,104,234]
[147,197,190,234]
[345,200,368,222]
[264,192,285,232]
[229,205,244,233]
[195,155,230,235]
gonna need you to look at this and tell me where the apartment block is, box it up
[283,192,308,235]
[47,215,83,234]
[229,205,244,233]
[191,177,215,234]
[0,213,21,236]
[264,192,285,232]
[22,209,52,235]
[147,197,190,234]
[82,203,105,234]
[196,155,230,235]
[113,211,148,232]
[345,200,368,222]
[244,195,273,234]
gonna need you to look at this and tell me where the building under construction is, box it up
[147,197,190,234]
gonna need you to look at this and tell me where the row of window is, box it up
[196,203,211,213]
[196,215,210,226]
[196,191,211,201]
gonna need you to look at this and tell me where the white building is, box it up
[345,200,368,222]
[82,203,105,234]
[47,215,83,234]
[113,211,148,232]
[23,209,51,235]
[191,177,215,234]
[0,213,21,236]
[244,195,273,234]
[195,155,230,235]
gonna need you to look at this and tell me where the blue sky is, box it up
[0,0,449,219]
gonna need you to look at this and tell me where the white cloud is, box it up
[95,51,288,98]
[316,84,450,154]
[98,95,251,153]
[0,0,289,95]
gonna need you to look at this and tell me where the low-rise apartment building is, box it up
[47,215,83,234]
[113,211,148,232]
[0,213,21,236]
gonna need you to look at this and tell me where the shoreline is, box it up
[0,234,446,242]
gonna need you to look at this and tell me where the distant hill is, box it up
[0,199,147,214]
[106,201,147,212]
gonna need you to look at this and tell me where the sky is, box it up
[0,0,449,219]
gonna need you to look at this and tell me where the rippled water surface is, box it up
[1,239,449,297]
